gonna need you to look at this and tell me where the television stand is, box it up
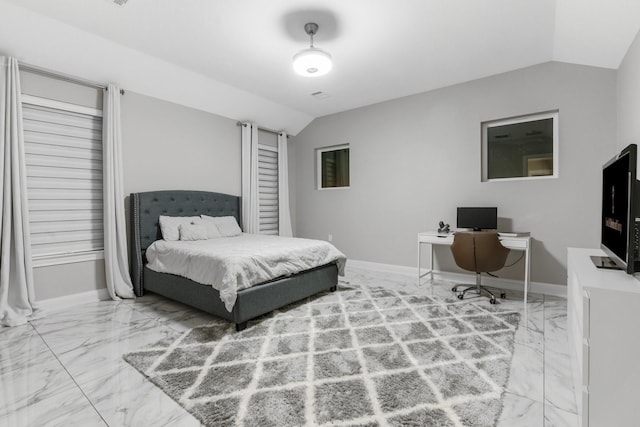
[568,248,640,426]
[590,255,621,270]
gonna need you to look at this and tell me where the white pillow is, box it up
[178,222,222,241]
[178,223,208,241]
[201,215,242,237]
[158,215,200,241]
[202,221,223,239]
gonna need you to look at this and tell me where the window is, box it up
[257,143,279,235]
[481,111,558,181]
[21,95,104,266]
[317,144,350,190]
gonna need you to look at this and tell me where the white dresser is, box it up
[567,248,640,427]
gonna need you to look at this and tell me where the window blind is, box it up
[21,96,104,262]
[258,144,279,235]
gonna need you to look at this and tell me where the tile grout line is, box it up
[29,321,110,426]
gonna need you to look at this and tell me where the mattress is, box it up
[145,233,346,311]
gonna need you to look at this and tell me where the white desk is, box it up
[417,231,531,304]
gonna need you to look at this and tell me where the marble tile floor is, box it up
[0,267,578,427]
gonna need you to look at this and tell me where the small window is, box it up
[481,111,558,181]
[317,145,350,190]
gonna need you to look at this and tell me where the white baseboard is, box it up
[347,259,567,298]
[431,270,567,298]
[36,288,111,313]
[347,259,417,277]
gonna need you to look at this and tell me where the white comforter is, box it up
[145,233,347,312]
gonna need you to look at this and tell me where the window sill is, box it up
[317,186,351,191]
[484,174,558,183]
[32,250,105,268]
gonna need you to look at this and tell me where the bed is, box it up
[129,190,343,331]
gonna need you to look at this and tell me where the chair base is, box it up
[451,284,506,304]
[451,273,506,304]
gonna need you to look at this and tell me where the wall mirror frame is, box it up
[481,110,559,182]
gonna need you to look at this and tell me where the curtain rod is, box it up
[19,62,125,94]
[236,121,287,137]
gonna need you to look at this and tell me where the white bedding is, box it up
[145,233,347,312]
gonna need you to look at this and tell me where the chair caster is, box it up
[489,298,497,304]
[500,293,506,299]
[451,286,458,292]
[457,294,464,300]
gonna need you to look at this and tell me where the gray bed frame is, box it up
[129,190,338,331]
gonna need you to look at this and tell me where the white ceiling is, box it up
[2,0,640,133]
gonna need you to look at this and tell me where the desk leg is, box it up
[417,241,421,286]
[429,243,434,282]
[524,245,531,306]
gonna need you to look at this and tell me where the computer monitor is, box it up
[457,207,498,231]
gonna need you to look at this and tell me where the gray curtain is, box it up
[0,56,42,326]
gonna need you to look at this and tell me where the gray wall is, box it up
[120,92,240,196]
[22,71,241,301]
[291,62,617,285]
[618,29,640,151]
[33,262,106,300]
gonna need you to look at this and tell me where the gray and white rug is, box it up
[124,281,520,426]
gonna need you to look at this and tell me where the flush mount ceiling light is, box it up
[293,23,332,77]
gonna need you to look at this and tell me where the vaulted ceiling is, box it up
[1,0,639,134]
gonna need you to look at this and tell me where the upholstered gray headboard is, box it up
[129,190,241,296]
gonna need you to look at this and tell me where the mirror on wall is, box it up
[481,111,558,181]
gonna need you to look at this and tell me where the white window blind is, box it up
[21,95,104,266]
[258,144,279,235]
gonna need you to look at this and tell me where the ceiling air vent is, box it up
[311,91,330,100]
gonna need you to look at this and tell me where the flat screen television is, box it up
[597,143,640,273]
[457,207,497,231]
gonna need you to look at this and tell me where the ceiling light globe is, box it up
[293,48,332,77]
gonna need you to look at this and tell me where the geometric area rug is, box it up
[124,281,520,427]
